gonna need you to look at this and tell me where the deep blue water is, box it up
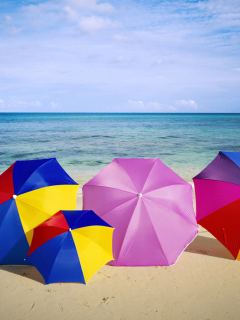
[0,113,239,184]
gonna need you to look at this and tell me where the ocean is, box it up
[0,113,239,185]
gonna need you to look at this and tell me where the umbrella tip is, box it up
[69,228,72,231]
[12,195,17,199]
[137,193,143,198]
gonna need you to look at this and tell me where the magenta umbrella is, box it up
[83,158,198,266]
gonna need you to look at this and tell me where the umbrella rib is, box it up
[45,233,70,284]
[36,224,69,232]
[114,159,138,192]
[0,200,20,229]
[100,197,137,220]
[142,199,169,265]
[194,177,240,187]
[145,196,197,227]
[116,202,140,262]
[219,152,240,177]
[15,159,53,195]
[144,182,190,195]
[141,158,158,192]
[0,190,12,197]
[198,198,240,223]
[85,184,137,195]
[71,210,112,231]
[16,197,53,228]
[72,228,113,258]
[16,197,52,215]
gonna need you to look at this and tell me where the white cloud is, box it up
[146,102,177,112]
[112,34,130,42]
[112,34,139,43]
[128,100,145,109]
[30,100,42,108]
[1,15,22,35]
[112,56,130,63]
[9,99,29,110]
[4,99,43,111]
[0,99,6,110]
[147,101,163,111]
[63,0,118,34]
[6,26,23,35]
[78,15,119,33]
[5,16,13,24]
[21,2,61,30]
[175,100,198,110]
[50,102,62,111]
[63,6,78,21]
[128,100,174,112]
[63,0,114,13]
[169,106,178,112]
[155,59,164,65]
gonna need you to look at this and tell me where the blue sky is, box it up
[0,0,240,112]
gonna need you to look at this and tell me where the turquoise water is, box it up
[0,113,239,185]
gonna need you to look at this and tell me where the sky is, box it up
[0,0,240,113]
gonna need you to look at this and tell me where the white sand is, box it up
[0,194,239,320]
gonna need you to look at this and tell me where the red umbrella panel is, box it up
[193,151,240,260]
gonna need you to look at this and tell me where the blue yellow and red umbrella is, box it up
[0,158,79,265]
[26,210,114,284]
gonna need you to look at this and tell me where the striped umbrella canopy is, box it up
[0,158,79,265]
[193,151,240,260]
[26,210,114,284]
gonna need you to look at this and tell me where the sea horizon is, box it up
[0,112,239,186]
[1,112,240,114]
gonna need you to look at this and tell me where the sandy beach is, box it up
[0,193,239,320]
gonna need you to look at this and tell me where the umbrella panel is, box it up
[27,232,85,284]
[0,164,14,204]
[83,185,136,216]
[16,185,79,234]
[144,184,197,225]
[13,158,78,195]
[194,151,240,185]
[86,159,137,193]
[198,198,240,260]
[115,158,157,191]
[100,197,139,265]
[0,200,30,265]
[72,226,114,283]
[142,196,198,264]
[27,211,69,256]
[115,198,169,266]
[194,179,240,221]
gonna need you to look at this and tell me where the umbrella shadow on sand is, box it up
[185,234,235,260]
[0,265,45,284]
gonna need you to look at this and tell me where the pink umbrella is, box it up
[83,158,198,266]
